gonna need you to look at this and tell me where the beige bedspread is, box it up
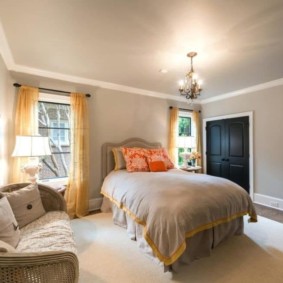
[101,169,257,265]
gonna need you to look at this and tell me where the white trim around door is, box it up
[202,112,254,200]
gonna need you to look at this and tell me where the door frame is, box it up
[202,112,254,199]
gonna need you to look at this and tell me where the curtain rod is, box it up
[169,106,201,113]
[13,83,91,98]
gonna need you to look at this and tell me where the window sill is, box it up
[38,177,68,190]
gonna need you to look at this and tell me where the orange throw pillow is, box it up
[148,161,167,172]
[122,147,149,172]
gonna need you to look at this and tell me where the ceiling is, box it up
[0,0,283,102]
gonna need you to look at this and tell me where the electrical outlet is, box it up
[270,201,279,208]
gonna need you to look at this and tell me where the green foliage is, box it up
[179,117,191,136]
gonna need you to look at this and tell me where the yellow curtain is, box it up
[10,86,39,183]
[168,107,179,165]
[192,111,203,171]
[65,93,89,218]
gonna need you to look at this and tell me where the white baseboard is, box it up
[89,197,103,211]
[254,193,283,211]
[89,194,283,212]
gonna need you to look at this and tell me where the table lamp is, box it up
[12,135,51,183]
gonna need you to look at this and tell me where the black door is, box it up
[206,116,249,193]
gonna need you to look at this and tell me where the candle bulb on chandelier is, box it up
[178,80,184,91]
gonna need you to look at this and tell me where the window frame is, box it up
[37,93,71,184]
[177,111,196,167]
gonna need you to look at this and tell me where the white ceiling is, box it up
[0,0,283,102]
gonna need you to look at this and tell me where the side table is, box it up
[180,166,202,173]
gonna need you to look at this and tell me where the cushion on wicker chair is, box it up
[4,183,46,228]
[0,195,20,248]
[17,211,77,255]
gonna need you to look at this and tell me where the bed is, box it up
[100,138,257,271]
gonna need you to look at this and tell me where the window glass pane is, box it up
[177,113,197,167]
[39,153,70,180]
[38,127,49,137]
[38,103,70,128]
[178,148,185,166]
[38,101,71,179]
[50,128,70,146]
[178,148,193,166]
[179,117,191,136]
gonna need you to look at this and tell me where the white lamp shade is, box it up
[12,136,52,157]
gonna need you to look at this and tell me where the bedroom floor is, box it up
[253,203,283,223]
[72,213,283,283]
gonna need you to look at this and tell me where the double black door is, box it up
[206,116,249,193]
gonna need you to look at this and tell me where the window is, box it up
[179,116,191,137]
[177,111,196,166]
[50,121,70,145]
[38,99,71,180]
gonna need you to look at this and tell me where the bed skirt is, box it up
[108,201,244,272]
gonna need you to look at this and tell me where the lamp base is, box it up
[21,158,42,183]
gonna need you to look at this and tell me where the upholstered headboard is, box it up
[101,137,162,180]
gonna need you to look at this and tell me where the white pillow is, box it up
[0,195,20,248]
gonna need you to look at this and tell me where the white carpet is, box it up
[71,213,283,283]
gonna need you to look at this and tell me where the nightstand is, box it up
[180,166,202,173]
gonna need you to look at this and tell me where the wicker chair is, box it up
[0,183,79,283]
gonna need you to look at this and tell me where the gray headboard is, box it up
[101,137,162,180]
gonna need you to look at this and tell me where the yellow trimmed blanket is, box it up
[101,169,257,265]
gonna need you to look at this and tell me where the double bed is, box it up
[100,138,257,271]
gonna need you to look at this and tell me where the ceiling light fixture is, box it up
[178,52,202,101]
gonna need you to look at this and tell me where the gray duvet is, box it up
[101,169,257,266]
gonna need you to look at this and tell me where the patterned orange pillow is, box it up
[122,147,149,172]
[147,148,175,169]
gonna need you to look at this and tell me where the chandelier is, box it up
[178,52,202,100]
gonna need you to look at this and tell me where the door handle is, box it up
[225,159,229,162]
[221,158,230,162]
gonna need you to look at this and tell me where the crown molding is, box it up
[2,21,281,105]
[0,23,189,102]
[201,78,283,104]
[14,64,191,102]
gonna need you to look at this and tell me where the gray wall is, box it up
[5,58,280,204]
[201,85,283,199]
[3,69,198,199]
[89,89,200,199]
[90,89,170,198]
[0,55,16,185]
